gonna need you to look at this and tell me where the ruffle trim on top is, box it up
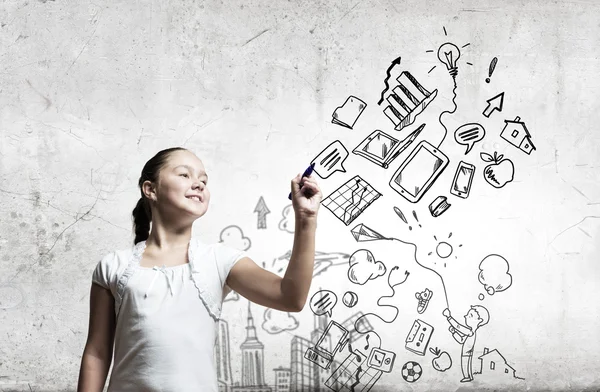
[115,238,221,321]
[115,241,146,319]
[189,238,222,321]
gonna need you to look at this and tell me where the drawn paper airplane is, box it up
[350,223,390,242]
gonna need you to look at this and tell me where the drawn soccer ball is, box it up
[401,361,423,383]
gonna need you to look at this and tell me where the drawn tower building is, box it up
[232,302,272,392]
[272,367,291,392]
[290,335,315,391]
[215,319,234,392]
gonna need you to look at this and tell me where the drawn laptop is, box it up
[305,321,349,370]
[352,124,425,169]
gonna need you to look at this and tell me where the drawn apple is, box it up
[429,347,452,372]
[480,151,514,188]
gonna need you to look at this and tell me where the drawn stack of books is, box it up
[382,71,438,131]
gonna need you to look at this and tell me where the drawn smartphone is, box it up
[316,321,348,356]
[389,140,449,203]
[450,161,475,199]
[305,321,349,370]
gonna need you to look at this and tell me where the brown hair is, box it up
[132,147,188,245]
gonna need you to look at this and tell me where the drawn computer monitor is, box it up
[304,321,349,370]
[389,140,449,203]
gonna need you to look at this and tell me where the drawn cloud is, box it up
[262,308,299,334]
[278,205,295,233]
[478,254,512,295]
[348,249,386,285]
[224,291,240,302]
[219,225,251,251]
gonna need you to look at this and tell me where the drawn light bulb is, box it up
[437,42,461,79]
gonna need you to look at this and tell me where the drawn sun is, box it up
[428,232,462,267]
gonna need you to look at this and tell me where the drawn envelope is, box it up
[332,95,367,129]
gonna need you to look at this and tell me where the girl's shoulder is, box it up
[92,243,142,286]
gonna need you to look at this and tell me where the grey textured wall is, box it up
[1,0,599,391]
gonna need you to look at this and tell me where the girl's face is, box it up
[154,150,211,218]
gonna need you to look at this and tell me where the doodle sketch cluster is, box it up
[214,28,532,391]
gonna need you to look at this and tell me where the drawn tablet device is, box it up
[389,140,449,203]
[450,161,475,199]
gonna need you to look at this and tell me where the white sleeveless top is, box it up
[91,238,247,392]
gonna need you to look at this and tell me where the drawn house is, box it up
[500,116,535,154]
[477,348,516,378]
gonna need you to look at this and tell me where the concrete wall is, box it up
[1,0,599,390]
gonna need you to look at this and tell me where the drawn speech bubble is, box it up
[454,123,485,155]
[311,140,348,179]
[309,289,337,317]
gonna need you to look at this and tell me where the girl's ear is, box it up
[142,181,157,202]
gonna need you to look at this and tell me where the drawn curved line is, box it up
[348,187,367,221]
[344,179,366,222]
[351,262,405,343]
[352,237,450,341]
[390,266,409,287]
[350,365,362,391]
[378,57,401,105]
[436,81,458,149]
[391,237,450,308]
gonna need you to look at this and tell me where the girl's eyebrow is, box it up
[174,165,208,178]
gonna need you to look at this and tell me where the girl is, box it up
[77,147,322,391]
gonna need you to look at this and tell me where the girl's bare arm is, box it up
[226,217,317,312]
[77,284,116,392]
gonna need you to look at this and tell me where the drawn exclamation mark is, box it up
[412,210,422,228]
[486,57,498,83]
[394,206,411,230]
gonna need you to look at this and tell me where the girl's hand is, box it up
[290,173,322,220]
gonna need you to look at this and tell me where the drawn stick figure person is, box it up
[442,305,490,382]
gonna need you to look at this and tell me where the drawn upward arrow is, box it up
[254,196,270,229]
[378,56,402,105]
[482,92,504,118]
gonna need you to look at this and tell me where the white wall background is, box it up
[1,0,599,390]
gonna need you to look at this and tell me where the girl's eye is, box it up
[180,173,207,185]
